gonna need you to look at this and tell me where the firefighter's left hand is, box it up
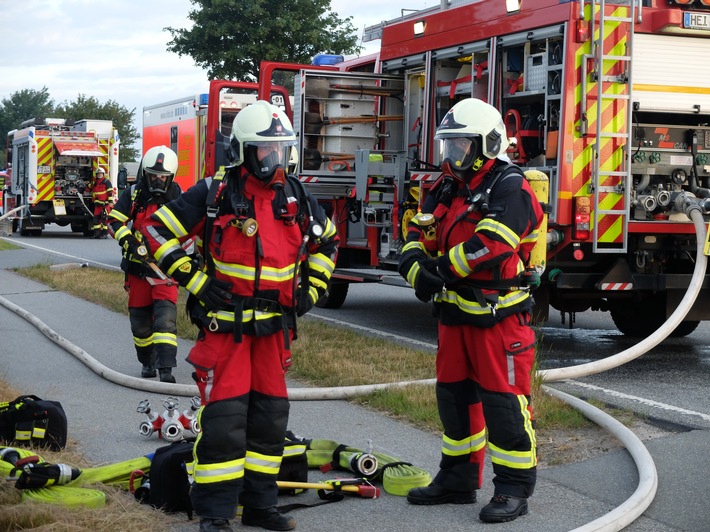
[414,258,444,303]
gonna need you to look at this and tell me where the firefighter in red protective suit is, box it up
[89,166,114,238]
[140,101,339,532]
[399,98,544,523]
[108,146,182,383]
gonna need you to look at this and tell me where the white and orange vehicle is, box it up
[168,0,710,336]
[142,83,293,191]
[4,118,119,236]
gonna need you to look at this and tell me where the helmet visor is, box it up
[245,140,295,181]
[441,136,481,173]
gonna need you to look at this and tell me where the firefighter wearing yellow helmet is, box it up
[399,98,544,523]
[107,146,182,383]
[138,101,339,532]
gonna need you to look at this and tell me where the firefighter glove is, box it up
[414,258,444,303]
[119,234,140,256]
[295,286,315,317]
[172,261,233,311]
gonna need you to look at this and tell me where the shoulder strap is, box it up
[202,168,228,274]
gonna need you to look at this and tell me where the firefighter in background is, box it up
[140,101,338,532]
[89,166,114,238]
[399,98,544,523]
[107,146,182,383]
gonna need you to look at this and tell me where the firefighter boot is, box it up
[98,230,109,239]
[242,507,296,531]
[407,483,476,505]
[159,367,176,384]
[479,494,528,523]
[141,365,156,378]
[199,518,233,532]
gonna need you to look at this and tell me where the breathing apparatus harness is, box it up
[198,167,321,345]
[432,161,538,313]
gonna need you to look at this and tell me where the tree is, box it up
[55,95,140,162]
[165,0,360,82]
[0,88,55,168]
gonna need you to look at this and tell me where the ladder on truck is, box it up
[584,0,637,253]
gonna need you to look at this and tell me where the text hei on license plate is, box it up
[684,12,710,30]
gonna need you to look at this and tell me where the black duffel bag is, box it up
[0,395,68,451]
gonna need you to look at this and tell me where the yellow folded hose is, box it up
[305,439,431,496]
[21,485,106,508]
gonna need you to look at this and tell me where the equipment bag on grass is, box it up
[0,395,67,451]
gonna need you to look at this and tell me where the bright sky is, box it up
[1,0,435,151]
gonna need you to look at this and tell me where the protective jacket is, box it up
[140,166,338,517]
[400,159,544,327]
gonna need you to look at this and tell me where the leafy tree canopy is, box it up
[165,0,361,82]
[0,89,138,167]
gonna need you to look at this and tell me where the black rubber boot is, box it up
[141,365,156,378]
[159,368,176,383]
[242,507,296,531]
[407,483,476,505]
[199,518,233,532]
[479,494,528,523]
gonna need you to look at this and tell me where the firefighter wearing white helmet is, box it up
[399,98,544,523]
[138,101,339,531]
[88,166,114,238]
[107,145,182,384]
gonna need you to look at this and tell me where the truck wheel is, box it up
[316,283,349,309]
[669,320,700,338]
[610,299,699,337]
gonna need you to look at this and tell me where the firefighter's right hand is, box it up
[414,258,444,303]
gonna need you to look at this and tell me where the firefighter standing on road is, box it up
[89,166,114,238]
[140,101,339,532]
[399,98,544,523]
[107,146,182,383]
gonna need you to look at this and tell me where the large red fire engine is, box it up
[154,0,710,336]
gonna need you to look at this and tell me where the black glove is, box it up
[295,286,315,317]
[119,234,139,256]
[172,261,233,311]
[414,258,444,303]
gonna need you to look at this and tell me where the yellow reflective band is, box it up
[402,240,427,253]
[406,261,422,287]
[114,226,131,240]
[155,238,183,262]
[133,335,153,347]
[186,271,208,293]
[488,442,536,469]
[441,430,486,456]
[245,451,283,475]
[322,219,337,239]
[193,457,245,484]
[154,206,188,238]
[109,210,129,223]
[308,253,335,275]
[283,444,307,458]
[521,229,539,246]
[32,427,46,438]
[518,394,537,466]
[476,219,520,248]
[310,275,327,290]
[449,244,472,278]
[308,285,319,303]
[15,430,31,441]
[437,289,530,314]
[152,332,177,346]
[213,259,296,284]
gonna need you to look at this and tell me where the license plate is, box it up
[53,198,67,216]
[683,12,710,30]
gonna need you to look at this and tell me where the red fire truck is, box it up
[175,0,710,336]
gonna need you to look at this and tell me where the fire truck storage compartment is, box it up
[295,71,405,183]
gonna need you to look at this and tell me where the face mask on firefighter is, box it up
[245,141,293,184]
[145,169,171,194]
[441,135,484,180]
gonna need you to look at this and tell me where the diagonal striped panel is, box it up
[36,137,55,201]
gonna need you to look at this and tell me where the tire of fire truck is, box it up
[609,299,700,338]
[316,283,349,309]
[70,222,93,237]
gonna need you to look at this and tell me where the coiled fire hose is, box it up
[304,439,431,496]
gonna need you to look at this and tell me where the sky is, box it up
[1,0,435,149]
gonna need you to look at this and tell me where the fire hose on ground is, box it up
[1,193,709,530]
